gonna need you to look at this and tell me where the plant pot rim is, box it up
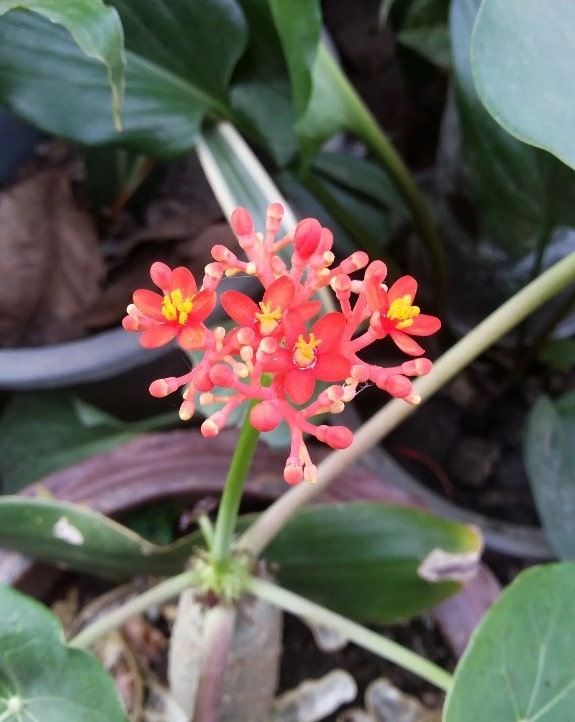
[0,327,170,389]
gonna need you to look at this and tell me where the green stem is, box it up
[210,405,261,565]
[318,43,447,299]
[68,569,198,650]
[247,576,453,693]
[240,251,575,556]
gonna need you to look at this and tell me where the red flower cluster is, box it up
[123,203,440,484]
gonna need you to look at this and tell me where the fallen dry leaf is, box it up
[0,169,104,346]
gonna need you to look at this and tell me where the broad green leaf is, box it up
[0,1,248,158]
[0,0,125,128]
[262,502,482,624]
[228,0,298,166]
[524,391,575,559]
[449,0,575,260]
[472,0,575,172]
[0,497,192,578]
[0,583,128,722]
[444,562,575,721]
[267,0,321,116]
[0,391,176,493]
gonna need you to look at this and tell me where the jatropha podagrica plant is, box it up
[123,203,440,485]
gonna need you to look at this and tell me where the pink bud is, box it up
[381,374,412,398]
[250,401,281,432]
[149,378,173,398]
[402,358,432,376]
[231,207,254,237]
[209,363,235,387]
[284,458,303,485]
[294,218,322,258]
[318,425,354,449]
[266,203,284,235]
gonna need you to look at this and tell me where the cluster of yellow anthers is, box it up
[123,203,440,484]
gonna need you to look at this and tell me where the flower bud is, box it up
[250,401,282,432]
[317,425,354,449]
[209,363,235,387]
[294,218,322,258]
[231,207,254,237]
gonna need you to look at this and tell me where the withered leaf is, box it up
[0,169,104,347]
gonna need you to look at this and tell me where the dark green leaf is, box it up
[472,0,575,171]
[537,338,575,373]
[0,391,176,493]
[0,583,128,721]
[524,391,575,559]
[0,1,248,158]
[445,563,575,721]
[0,0,125,127]
[267,0,321,116]
[262,502,482,623]
[0,497,192,578]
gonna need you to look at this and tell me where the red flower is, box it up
[369,275,441,356]
[269,310,351,405]
[123,265,215,349]
[221,276,320,337]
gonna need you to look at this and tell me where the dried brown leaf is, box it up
[0,170,104,347]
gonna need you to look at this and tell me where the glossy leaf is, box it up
[0,583,128,721]
[0,0,125,127]
[261,502,483,623]
[444,562,575,721]
[524,391,575,559]
[472,0,575,171]
[0,1,248,158]
[267,0,321,115]
[0,497,192,578]
[449,0,575,257]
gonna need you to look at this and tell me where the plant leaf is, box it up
[261,502,483,624]
[472,0,575,172]
[0,1,248,158]
[449,0,575,258]
[0,583,128,721]
[523,391,575,559]
[0,0,125,128]
[0,497,192,578]
[267,0,321,116]
[0,391,176,493]
[444,562,575,721]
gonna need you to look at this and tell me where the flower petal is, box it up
[133,289,165,320]
[285,368,315,405]
[314,353,351,381]
[221,290,259,326]
[408,314,441,336]
[178,325,207,350]
[388,275,418,303]
[189,289,216,322]
[264,276,295,310]
[389,330,425,356]
[139,325,177,348]
[311,312,346,351]
[283,307,306,347]
[170,266,197,297]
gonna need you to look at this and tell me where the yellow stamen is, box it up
[162,288,194,325]
[293,332,322,369]
[255,302,282,335]
[387,295,420,330]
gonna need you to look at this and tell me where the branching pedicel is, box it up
[123,203,441,485]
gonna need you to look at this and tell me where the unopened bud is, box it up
[266,203,284,235]
[294,218,323,258]
[250,401,282,432]
[402,358,433,376]
[284,459,303,485]
[231,207,254,237]
[209,364,235,387]
[318,425,354,449]
[149,377,180,398]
